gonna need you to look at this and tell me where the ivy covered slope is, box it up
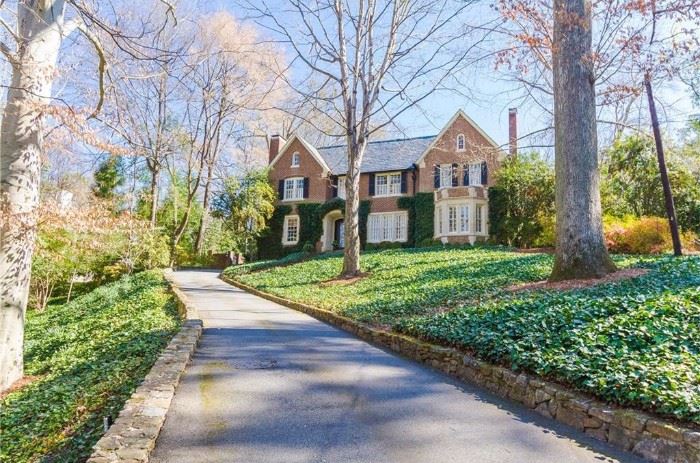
[398,256,700,424]
[234,246,554,324]
[228,247,700,424]
[0,271,180,463]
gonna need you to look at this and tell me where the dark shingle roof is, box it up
[317,135,436,175]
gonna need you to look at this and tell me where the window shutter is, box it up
[369,173,375,196]
[433,165,440,188]
[481,161,488,185]
[303,177,310,198]
[278,179,285,199]
[452,163,458,187]
[463,164,470,186]
[400,171,408,194]
[331,176,338,198]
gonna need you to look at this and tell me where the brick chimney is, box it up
[269,134,286,164]
[508,108,518,157]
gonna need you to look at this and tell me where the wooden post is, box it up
[644,73,682,256]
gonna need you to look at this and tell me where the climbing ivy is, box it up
[398,193,434,246]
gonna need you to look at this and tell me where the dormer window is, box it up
[291,152,300,167]
[457,134,465,151]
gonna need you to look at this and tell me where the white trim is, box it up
[433,198,489,238]
[374,171,403,197]
[456,133,466,151]
[282,214,300,245]
[282,177,305,201]
[269,134,331,175]
[415,110,504,166]
[367,211,408,243]
[290,152,300,168]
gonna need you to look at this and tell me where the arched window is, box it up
[456,134,465,151]
[291,152,300,167]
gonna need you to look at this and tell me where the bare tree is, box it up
[0,0,173,392]
[247,0,489,277]
[550,0,616,280]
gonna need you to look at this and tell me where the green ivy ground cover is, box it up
[0,270,180,463]
[230,247,700,423]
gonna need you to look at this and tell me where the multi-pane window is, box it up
[283,215,299,244]
[469,163,482,186]
[368,212,407,243]
[448,206,458,233]
[459,205,470,233]
[475,204,483,233]
[457,134,465,151]
[337,176,346,199]
[439,164,452,189]
[291,152,300,167]
[375,173,402,196]
[436,203,473,237]
[283,177,305,200]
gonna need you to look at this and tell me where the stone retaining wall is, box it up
[86,276,203,463]
[223,276,700,463]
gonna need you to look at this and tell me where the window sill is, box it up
[282,241,299,246]
[367,239,407,244]
[372,193,405,198]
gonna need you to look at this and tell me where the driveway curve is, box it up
[151,269,643,463]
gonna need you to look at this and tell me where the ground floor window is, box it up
[434,201,486,237]
[475,204,483,233]
[282,215,300,245]
[367,212,408,243]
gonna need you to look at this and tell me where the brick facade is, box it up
[267,110,505,250]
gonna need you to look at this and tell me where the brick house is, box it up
[265,109,508,254]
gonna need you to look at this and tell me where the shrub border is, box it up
[86,272,203,463]
[221,274,700,463]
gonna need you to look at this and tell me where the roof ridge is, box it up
[317,134,436,150]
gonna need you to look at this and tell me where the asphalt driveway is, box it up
[150,270,643,463]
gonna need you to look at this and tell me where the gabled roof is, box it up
[317,136,435,175]
[414,109,503,166]
[269,134,331,174]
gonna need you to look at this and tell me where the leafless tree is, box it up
[0,0,174,392]
[246,0,492,277]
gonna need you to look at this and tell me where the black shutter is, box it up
[369,173,375,196]
[331,176,338,198]
[481,161,488,185]
[463,164,470,186]
[303,177,310,198]
[452,163,458,187]
[400,171,408,194]
[278,179,285,199]
[433,165,440,188]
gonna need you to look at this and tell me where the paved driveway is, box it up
[151,270,643,463]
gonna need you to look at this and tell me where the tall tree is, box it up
[0,0,173,392]
[93,156,125,200]
[248,0,487,277]
[550,0,616,280]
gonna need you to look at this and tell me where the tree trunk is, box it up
[148,163,159,227]
[341,141,365,277]
[0,1,67,391]
[550,0,616,281]
[194,165,214,255]
[644,75,682,256]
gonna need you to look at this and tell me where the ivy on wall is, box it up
[257,204,292,259]
[398,193,434,246]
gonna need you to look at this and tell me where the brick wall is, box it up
[269,138,332,204]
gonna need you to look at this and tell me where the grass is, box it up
[0,270,180,463]
[227,246,700,424]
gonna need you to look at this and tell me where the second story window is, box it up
[283,177,305,200]
[375,173,401,196]
[439,164,453,189]
[291,152,300,167]
[337,176,346,199]
[457,134,465,151]
[468,163,483,186]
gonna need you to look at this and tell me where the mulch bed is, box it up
[0,375,41,400]
[507,268,649,293]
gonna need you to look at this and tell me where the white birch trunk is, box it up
[0,1,67,391]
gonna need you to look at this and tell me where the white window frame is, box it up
[469,163,483,186]
[283,177,305,201]
[282,215,300,245]
[374,172,402,197]
[457,133,466,151]
[337,175,346,199]
[367,212,408,243]
[290,152,300,168]
[435,200,474,237]
[475,204,484,234]
[439,164,453,189]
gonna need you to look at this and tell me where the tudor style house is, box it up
[266,109,511,252]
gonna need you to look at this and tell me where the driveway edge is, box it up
[86,273,203,463]
[222,275,700,463]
